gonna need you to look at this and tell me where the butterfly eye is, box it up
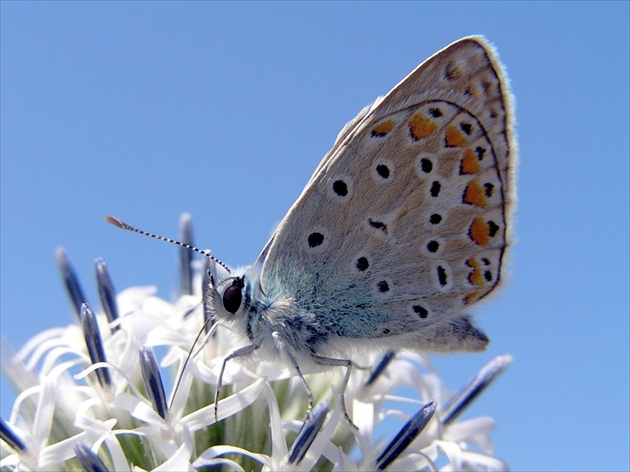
[223,277,245,314]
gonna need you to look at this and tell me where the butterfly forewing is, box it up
[259,37,515,350]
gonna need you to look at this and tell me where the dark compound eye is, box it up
[223,277,245,314]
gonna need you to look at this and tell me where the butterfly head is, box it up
[207,272,249,322]
[205,263,270,329]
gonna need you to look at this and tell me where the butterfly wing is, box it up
[258,37,516,352]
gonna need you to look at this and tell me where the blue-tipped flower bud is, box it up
[95,258,119,331]
[80,303,112,390]
[0,417,27,453]
[56,248,88,318]
[441,354,512,425]
[288,399,330,465]
[375,401,437,470]
[179,213,194,296]
[365,350,397,386]
[139,346,169,420]
[74,443,110,472]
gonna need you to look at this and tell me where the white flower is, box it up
[1,217,511,471]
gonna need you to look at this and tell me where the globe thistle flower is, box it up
[1,215,511,471]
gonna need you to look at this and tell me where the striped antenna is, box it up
[105,215,231,273]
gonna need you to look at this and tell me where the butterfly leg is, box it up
[310,354,357,430]
[214,343,259,422]
[272,332,316,415]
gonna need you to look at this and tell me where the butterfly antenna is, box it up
[169,314,217,410]
[105,215,231,273]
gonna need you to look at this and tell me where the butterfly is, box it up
[109,35,515,425]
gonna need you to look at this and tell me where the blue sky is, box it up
[1,2,628,470]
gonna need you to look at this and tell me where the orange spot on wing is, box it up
[464,290,480,305]
[371,119,396,137]
[408,114,437,140]
[445,124,467,147]
[469,217,490,246]
[463,180,487,207]
[466,258,485,287]
[460,148,480,174]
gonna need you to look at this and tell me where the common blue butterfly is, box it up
[109,35,515,424]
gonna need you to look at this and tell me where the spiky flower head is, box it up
[1,216,511,471]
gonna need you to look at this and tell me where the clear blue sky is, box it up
[1,3,628,471]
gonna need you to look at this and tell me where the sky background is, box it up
[1,2,628,471]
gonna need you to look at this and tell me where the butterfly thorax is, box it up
[209,266,330,362]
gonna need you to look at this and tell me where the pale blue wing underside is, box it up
[256,37,516,351]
